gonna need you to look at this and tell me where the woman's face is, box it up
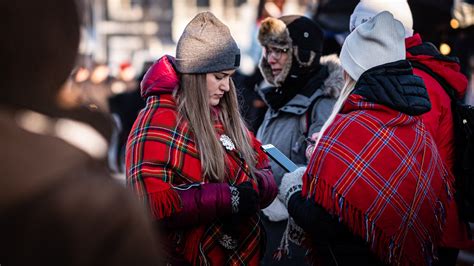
[206,70,235,106]
[264,45,289,77]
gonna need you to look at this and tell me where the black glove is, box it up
[230,181,259,216]
[288,191,348,241]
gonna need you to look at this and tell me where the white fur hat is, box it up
[350,0,414,37]
[341,11,406,81]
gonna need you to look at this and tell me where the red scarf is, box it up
[126,94,266,265]
[302,94,453,266]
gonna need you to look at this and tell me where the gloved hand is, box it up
[230,181,259,216]
[278,167,306,206]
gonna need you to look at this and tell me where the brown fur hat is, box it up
[258,17,292,49]
[258,15,324,86]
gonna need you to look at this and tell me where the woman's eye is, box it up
[215,75,224,80]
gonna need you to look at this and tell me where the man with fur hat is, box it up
[350,1,473,265]
[256,15,344,265]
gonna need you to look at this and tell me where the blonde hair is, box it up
[176,74,257,182]
[314,73,357,149]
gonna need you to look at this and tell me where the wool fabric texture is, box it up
[126,56,277,265]
[340,11,406,81]
[283,15,323,55]
[350,0,414,37]
[175,11,240,74]
[302,92,452,266]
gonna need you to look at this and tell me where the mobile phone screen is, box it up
[261,144,298,172]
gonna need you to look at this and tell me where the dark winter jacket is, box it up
[0,107,161,266]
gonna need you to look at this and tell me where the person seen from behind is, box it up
[279,11,458,266]
[0,0,162,265]
[125,11,278,265]
[347,1,473,264]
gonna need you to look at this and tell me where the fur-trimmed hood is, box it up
[319,54,344,99]
[259,54,344,105]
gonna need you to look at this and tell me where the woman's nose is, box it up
[220,80,230,91]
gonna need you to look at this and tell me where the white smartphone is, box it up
[261,144,298,172]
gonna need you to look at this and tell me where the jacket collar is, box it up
[353,60,431,116]
[405,34,467,99]
[140,55,179,98]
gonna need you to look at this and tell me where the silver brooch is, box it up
[219,134,235,151]
[219,234,238,250]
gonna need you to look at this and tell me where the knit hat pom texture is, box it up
[349,0,414,37]
[340,11,406,81]
[175,11,240,74]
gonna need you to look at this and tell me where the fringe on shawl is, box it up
[146,188,182,219]
[307,175,454,266]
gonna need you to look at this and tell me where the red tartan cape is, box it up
[126,93,269,265]
[302,94,453,266]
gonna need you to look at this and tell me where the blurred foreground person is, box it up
[0,0,161,265]
[125,12,277,265]
[280,11,457,265]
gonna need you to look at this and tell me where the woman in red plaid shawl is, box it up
[278,12,457,266]
[125,12,277,265]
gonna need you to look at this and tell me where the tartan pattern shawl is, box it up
[302,94,453,266]
[126,93,271,265]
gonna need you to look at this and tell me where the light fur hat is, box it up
[257,15,323,86]
[340,11,406,81]
[175,11,240,74]
[350,0,414,37]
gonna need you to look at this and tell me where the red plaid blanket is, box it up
[303,94,453,266]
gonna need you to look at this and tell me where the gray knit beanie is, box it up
[340,11,405,81]
[175,11,240,74]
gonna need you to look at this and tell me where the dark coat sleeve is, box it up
[255,164,277,208]
[287,190,348,241]
[287,191,386,265]
[160,183,232,229]
[0,167,162,266]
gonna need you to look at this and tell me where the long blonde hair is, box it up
[314,73,357,149]
[176,74,257,182]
